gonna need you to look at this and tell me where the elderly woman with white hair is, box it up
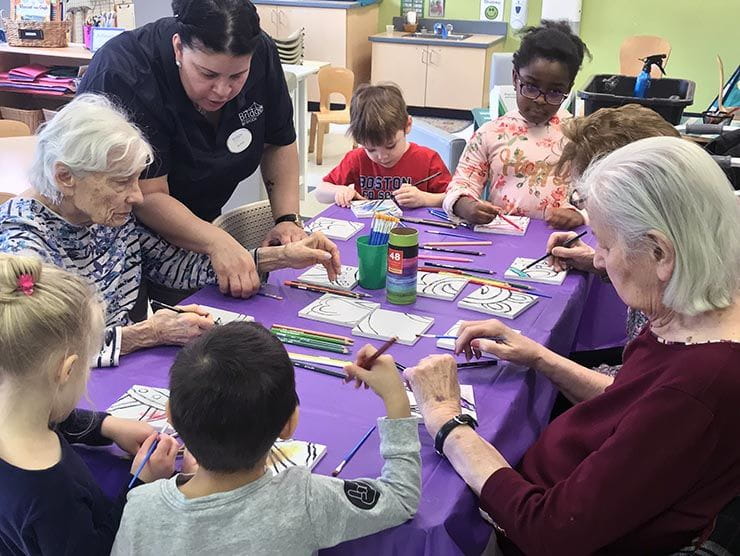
[401,137,740,555]
[0,94,341,367]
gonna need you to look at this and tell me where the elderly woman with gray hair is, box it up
[0,94,341,367]
[401,137,740,554]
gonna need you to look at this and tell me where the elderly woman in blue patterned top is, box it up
[0,94,340,367]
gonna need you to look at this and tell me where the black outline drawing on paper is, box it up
[458,285,538,319]
[297,264,359,290]
[352,309,434,345]
[505,257,566,285]
[299,294,380,326]
[305,217,365,240]
[416,271,469,300]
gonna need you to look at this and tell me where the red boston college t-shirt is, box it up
[323,143,451,200]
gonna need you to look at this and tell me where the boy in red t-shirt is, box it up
[315,84,451,208]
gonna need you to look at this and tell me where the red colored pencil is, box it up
[361,336,398,370]
[497,213,524,232]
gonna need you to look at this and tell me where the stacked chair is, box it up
[274,27,305,65]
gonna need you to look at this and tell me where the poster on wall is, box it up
[429,0,445,17]
[480,0,504,22]
[12,0,52,21]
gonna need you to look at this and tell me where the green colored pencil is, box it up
[274,334,350,354]
[271,328,351,346]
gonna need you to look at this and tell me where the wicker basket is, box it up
[1,106,44,133]
[4,19,69,48]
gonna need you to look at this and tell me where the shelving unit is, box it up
[0,42,91,111]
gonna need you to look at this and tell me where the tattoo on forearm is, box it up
[265,179,275,195]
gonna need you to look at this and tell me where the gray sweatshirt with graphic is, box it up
[111,417,420,555]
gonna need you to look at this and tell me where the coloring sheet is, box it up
[407,384,476,421]
[267,439,327,475]
[297,264,359,290]
[458,285,538,319]
[505,257,567,285]
[350,199,403,218]
[106,385,170,430]
[416,271,469,301]
[200,306,254,325]
[352,308,434,345]
[299,294,380,327]
[305,217,365,241]
[474,215,530,236]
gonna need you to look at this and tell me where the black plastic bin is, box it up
[577,74,696,125]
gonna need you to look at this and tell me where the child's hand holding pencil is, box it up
[129,427,179,485]
[344,344,411,420]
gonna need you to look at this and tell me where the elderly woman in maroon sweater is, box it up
[404,136,740,555]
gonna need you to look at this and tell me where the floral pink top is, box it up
[443,108,574,219]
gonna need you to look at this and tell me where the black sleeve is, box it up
[78,63,172,180]
[261,34,298,147]
[57,409,112,447]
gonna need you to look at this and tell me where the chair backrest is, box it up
[212,200,275,250]
[619,35,672,77]
[0,192,15,205]
[0,119,31,138]
[490,52,515,90]
[407,119,466,174]
[318,66,355,113]
[489,53,516,117]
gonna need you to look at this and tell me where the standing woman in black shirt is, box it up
[79,0,306,298]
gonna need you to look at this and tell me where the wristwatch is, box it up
[434,414,479,457]
[275,213,304,229]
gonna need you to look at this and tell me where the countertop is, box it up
[252,0,380,8]
[369,31,505,49]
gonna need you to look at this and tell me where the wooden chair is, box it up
[0,119,32,138]
[619,36,672,77]
[308,66,355,165]
[212,200,276,250]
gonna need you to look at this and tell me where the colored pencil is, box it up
[399,216,458,229]
[420,245,484,256]
[283,280,372,299]
[271,328,353,346]
[457,360,498,368]
[423,241,492,247]
[425,262,496,275]
[418,254,474,263]
[411,171,443,188]
[361,336,398,370]
[287,352,351,368]
[332,425,377,477]
[427,208,455,222]
[497,213,524,232]
[524,230,588,269]
[150,301,208,316]
[425,230,482,240]
[273,333,351,354]
[129,421,170,488]
[292,360,347,379]
[275,324,354,343]
[416,334,507,342]
[257,290,284,300]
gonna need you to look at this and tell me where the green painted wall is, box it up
[378,0,739,108]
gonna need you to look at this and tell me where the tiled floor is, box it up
[300,120,474,218]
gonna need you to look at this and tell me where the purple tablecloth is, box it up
[79,206,595,555]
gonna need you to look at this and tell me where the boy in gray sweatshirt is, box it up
[112,322,420,555]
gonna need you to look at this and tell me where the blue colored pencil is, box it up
[428,208,454,222]
[331,424,377,477]
[425,230,482,240]
[128,421,170,488]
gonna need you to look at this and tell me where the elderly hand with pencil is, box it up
[455,319,544,368]
[344,344,411,420]
[546,231,595,272]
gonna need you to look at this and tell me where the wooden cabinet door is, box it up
[255,5,277,37]
[371,42,428,107]
[425,46,487,110]
[277,7,347,102]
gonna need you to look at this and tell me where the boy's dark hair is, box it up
[348,83,409,146]
[513,20,591,84]
[169,321,298,473]
[172,0,261,56]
